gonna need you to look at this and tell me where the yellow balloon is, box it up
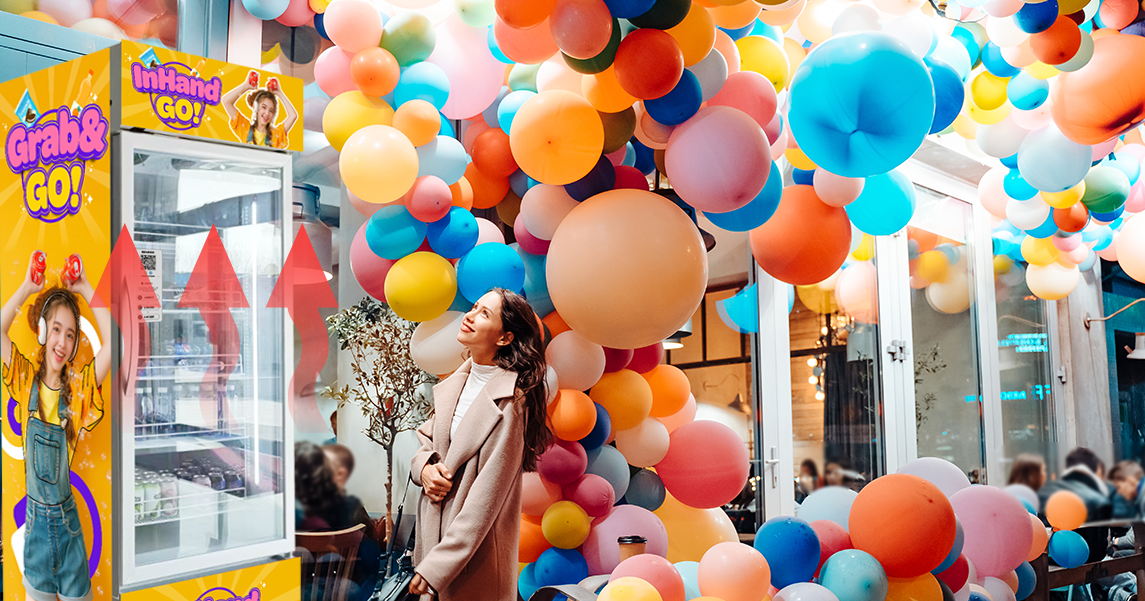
[1026,262,1080,300]
[917,250,950,283]
[1025,61,1059,80]
[785,147,817,170]
[737,35,791,91]
[598,577,665,601]
[887,575,944,601]
[994,255,1013,275]
[967,97,1011,125]
[796,284,838,314]
[653,492,739,563]
[1057,0,1088,14]
[971,71,1010,111]
[384,252,458,322]
[667,3,717,67]
[323,92,395,152]
[541,501,592,549]
[20,11,59,25]
[953,113,979,139]
[340,124,417,203]
[851,235,875,261]
[1041,182,1085,208]
[1021,236,1061,267]
[510,90,604,185]
[784,37,807,74]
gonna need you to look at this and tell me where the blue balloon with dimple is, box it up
[644,69,703,126]
[1049,530,1089,568]
[927,57,964,134]
[579,403,611,450]
[496,90,535,133]
[847,170,916,236]
[456,243,525,302]
[1015,0,1059,33]
[394,62,450,111]
[427,206,479,259]
[705,161,783,232]
[755,517,821,588]
[366,205,426,260]
[1007,72,1049,111]
[789,33,935,178]
[820,549,889,601]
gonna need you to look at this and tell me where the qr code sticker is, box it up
[140,251,157,272]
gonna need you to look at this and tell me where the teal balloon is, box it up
[456,243,525,301]
[1081,166,1131,214]
[950,25,983,65]
[438,112,455,137]
[395,62,450,111]
[1108,153,1141,185]
[417,136,469,185]
[514,243,554,317]
[497,90,536,132]
[365,205,426,260]
[788,32,935,178]
[1048,530,1088,569]
[674,561,702,601]
[820,549,889,601]
[1015,561,1036,600]
[846,170,916,235]
[1007,71,1049,110]
[627,469,666,511]
[704,161,782,231]
[243,0,288,20]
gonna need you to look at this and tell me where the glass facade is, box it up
[1,2,179,48]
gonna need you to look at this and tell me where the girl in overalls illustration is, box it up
[2,251,111,601]
[222,71,297,150]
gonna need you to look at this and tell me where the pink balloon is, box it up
[1011,104,1052,130]
[656,394,696,434]
[350,223,395,301]
[607,145,628,166]
[949,485,1033,578]
[563,474,616,518]
[523,471,564,516]
[984,0,1023,17]
[582,505,669,575]
[627,343,664,373]
[37,0,92,27]
[538,439,588,485]
[276,0,316,27]
[515,214,551,255]
[611,554,686,601]
[476,217,506,245]
[1052,234,1082,252]
[698,542,771,601]
[408,176,453,223]
[1064,244,1089,264]
[814,169,865,208]
[810,520,853,574]
[764,112,783,145]
[348,190,383,218]
[521,184,579,240]
[1096,231,1119,261]
[835,261,878,324]
[1099,0,1139,29]
[428,14,506,120]
[708,71,778,129]
[603,347,635,373]
[315,47,357,97]
[978,167,1012,220]
[547,330,607,391]
[657,420,750,509]
[1092,137,1119,161]
[550,0,614,60]
[1119,144,1145,163]
[323,0,383,54]
[1126,182,1145,213]
[108,0,157,25]
[615,165,651,190]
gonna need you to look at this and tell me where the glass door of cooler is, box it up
[116,132,294,589]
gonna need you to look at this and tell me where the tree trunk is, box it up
[384,439,394,544]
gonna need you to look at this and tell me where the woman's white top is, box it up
[451,362,500,438]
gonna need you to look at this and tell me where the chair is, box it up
[297,524,367,601]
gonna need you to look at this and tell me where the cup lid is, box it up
[617,535,648,544]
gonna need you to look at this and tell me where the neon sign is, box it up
[131,61,221,130]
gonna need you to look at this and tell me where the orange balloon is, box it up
[667,2,717,67]
[509,90,605,185]
[519,514,552,562]
[471,128,519,178]
[1052,203,1089,233]
[1051,34,1145,145]
[750,185,852,285]
[583,67,639,113]
[1030,16,1082,66]
[351,47,400,97]
[494,16,559,65]
[392,99,440,147]
[709,0,762,28]
[547,389,598,440]
[496,0,558,29]
[1027,513,1049,562]
[713,29,742,74]
[849,474,957,578]
[450,177,474,210]
[589,369,654,431]
[908,226,939,253]
[643,364,692,418]
[543,311,573,337]
[464,162,511,209]
[1001,571,1020,593]
[1045,490,1087,530]
[887,574,944,601]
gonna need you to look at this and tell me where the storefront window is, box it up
[907,189,986,481]
[3,1,178,48]
[261,19,324,88]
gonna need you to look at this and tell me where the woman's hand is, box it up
[67,268,94,303]
[409,573,433,596]
[421,463,453,503]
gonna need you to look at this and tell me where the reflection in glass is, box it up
[3,3,180,48]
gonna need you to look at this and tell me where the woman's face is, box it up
[44,305,77,374]
[824,463,844,486]
[257,98,275,126]
[458,291,509,351]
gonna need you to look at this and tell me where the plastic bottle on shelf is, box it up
[142,473,161,522]
[159,473,178,519]
[134,478,145,524]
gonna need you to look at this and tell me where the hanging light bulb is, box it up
[815,391,825,401]
[807,357,818,367]
[808,376,818,385]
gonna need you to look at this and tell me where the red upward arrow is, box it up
[268,227,337,433]
[178,226,249,429]
[91,226,161,413]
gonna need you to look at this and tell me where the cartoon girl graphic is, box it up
[2,251,110,601]
[222,71,297,149]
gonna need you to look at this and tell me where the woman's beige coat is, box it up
[412,360,525,601]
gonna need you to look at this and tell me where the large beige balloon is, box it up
[410,311,468,375]
[653,490,739,563]
[1025,262,1080,300]
[1118,214,1145,284]
[926,272,972,314]
[546,189,708,349]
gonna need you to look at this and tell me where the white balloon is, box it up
[986,14,1029,48]
[926,271,971,314]
[832,4,882,36]
[410,311,468,375]
[545,331,606,391]
[1006,197,1051,231]
[1004,483,1040,511]
[687,49,729,103]
[614,418,670,467]
[38,0,93,27]
[885,13,936,59]
[976,116,1030,158]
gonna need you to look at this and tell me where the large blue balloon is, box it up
[789,32,936,178]
[846,170,916,236]
[394,62,450,110]
[1048,530,1088,569]
[1007,72,1049,111]
[1015,0,1059,34]
[926,57,964,134]
[366,205,427,260]
[578,402,612,450]
[645,69,703,126]
[456,243,525,301]
[754,517,820,588]
[820,549,889,601]
[535,548,589,586]
[704,161,782,231]
[627,469,667,512]
[427,207,479,258]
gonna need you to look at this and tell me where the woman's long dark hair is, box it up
[490,289,550,472]
[1008,453,1047,490]
[28,287,80,447]
[295,441,344,523]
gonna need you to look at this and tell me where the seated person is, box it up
[1039,447,1112,564]
[323,443,355,492]
[1109,460,1143,520]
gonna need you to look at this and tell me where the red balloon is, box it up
[848,473,957,578]
[1029,16,1081,66]
[1052,203,1089,233]
[656,420,749,509]
[603,347,635,372]
[614,29,684,100]
[550,0,614,60]
[627,343,664,373]
[749,185,852,285]
[472,128,520,178]
[708,71,778,129]
[1051,35,1145,144]
[811,520,853,575]
[615,165,651,190]
[937,554,970,592]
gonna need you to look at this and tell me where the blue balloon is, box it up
[313,12,329,40]
[1025,212,1059,239]
[1078,248,1098,271]
[704,161,782,232]
[456,243,525,301]
[417,136,469,185]
[242,0,288,20]
[1109,153,1142,185]
[366,205,426,260]
[645,69,703,126]
[1015,0,1059,33]
[931,37,972,82]
[482,86,511,127]
[497,90,535,132]
[578,403,612,450]
[926,57,964,134]
[1083,224,1113,250]
[1017,125,1092,193]
[394,62,450,111]
[993,232,1020,257]
[438,112,455,137]
[933,520,965,574]
[1048,530,1089,568]
[798,486,857,528]
[518,563,541,601]
[487,26,514,64]
[1007,72,1049,111]
[980,42,1020,77]
[535,548,589,586]
[675,561,702,601]
[1015,561,1036,600]
[1004,169,1039,200]
[604,0,658,19]
[627,469,667,512]
[565,155,616,201]
[753,20,783,43]
[789,33,935,178]
[950,25,983,65]
[847,170,916,235]
[448,287,472,312]
[631,137,656,175]
[1001,153,1019,169]
[514,243,554,317]
[754,517,820,588]
[585,445,630,499]
[720,21,755,41]
[1091,206,1125,223]
[509,169,532,197]
[820,549,889,601]
[427,207,479,258]
[792,168,815,186]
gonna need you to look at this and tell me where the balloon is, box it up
[543,500,593,549]
[643,364,691,418]
[550,0,613,60]
[820,550,889,601]
[665,106,769,212]
[657,394,696,434]
[936,555,970,592]
[777,582,841,601]
[698,542,771,601]
[847,170,916,236]
[407,176,453,223]
[1017,124,1091,193]
[521,516,553,562]
[38,0,92,27]
[322,0,382,53]
[1014,563,1036,601]
[382,12,437,66]
[1007,72,1049,111]
[887,575,944,601]
[604,0,657,19]
[977,117,1030,159]
[599,577,667,601]
[322,91,394,153]
[750,186,852,285]
[616,418,671,467]
[926,57,965,134]
[811,520,854,574]
[537,547,590,586]
[349,223,395,301]
[565,154,617,202]
[1080,167,1130,214]
[546,189,707,349]
[655,491,739,563]
[384,252,458,322]
[547,331,607,392]
[1047,530,1088,569]
[242,0,289,20]
[510,90,604,185]
[788,33,935,178]
[589,369,653,431]
[835,261,878,324]
[611,555,686,601]
[1029,16,1081,66]
[814,170,865,208]
[340,125,418,204]
[707,71,777,130]
[628,343,665,374]
[351,47,399,97]
[949,485,1033,578]
[523,471,564,516]
[562,473,615,519]
[645,70,703,126]
[366,205,426,260]
[425,14,506,120]
[1025,262,1080,299]
[394,62,450,111]
[799,487,859,530]
[614,29,685,100]
[585,444,631,499]
[493,16,558,64]
[548,389,600,441]
[1045,490,1087,530]
[756,518,821,588]
[657,421,749,509]
[704,160,783,231]
[426,206,479,259]
[315,47,357,97]
[1050,35,1145,145]
[410,310,468,374]
[849,474,956,578]
[539,440,589,485]
[629,0,691,29]
[456,242,525,301]
[666,2,716,68]
[896,457,972,498]
[583,505,670,575]
[628,469,668,512]
[496,0,557,29]
[737,35,790,91]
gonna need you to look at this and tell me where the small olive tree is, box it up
[324,297,435,540]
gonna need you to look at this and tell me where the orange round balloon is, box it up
[464,163,511,210]
[547,389,598,441]
[1027,513,1049,562]
[392,99,440,147]
[667,2,717,67]
[1030,16,1082,66]
[496,0,558,29]
[450,177,474,210]
[643,364,692,418]
[589,369,654,431]
[543,311,573,337]
[750,185,853,285]
[520,514,552,562]
[494,16,559,64]
[887,574,944,601]
[849,473,957,578]
[472,128,519,178]
[351,47,400,97]
[509,90,605,185]
[1045,490,1087,530]
[583,66,639,113]
[1051,34,1145,144]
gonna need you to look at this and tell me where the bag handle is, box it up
[384,474,414,578]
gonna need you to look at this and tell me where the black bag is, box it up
[372,478,417,601]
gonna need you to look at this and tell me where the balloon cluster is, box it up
[17,0,180,46]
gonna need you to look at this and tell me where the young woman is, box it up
[1008,453,1048,491]
[2,251,111,601]
[222,73,297,149]
[410,289,550,600]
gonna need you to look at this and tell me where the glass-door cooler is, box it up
[115,131,295,591]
